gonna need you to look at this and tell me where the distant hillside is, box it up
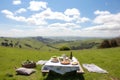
[44,36,111,41]
[31,36,54,43]
[0,37,57,51]
[0,36,119,51]
[51,39,102,50]
[0,36,104,50]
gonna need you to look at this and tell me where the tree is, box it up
[1,42,9,47]
[59,46,70,51]
[19,45,22,48]
[110,39,118,47]
[9,43,13,47]
[99,40,111,48]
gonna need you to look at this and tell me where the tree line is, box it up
[1,39,22,48]
[99,37,120,48]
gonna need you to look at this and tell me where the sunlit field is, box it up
[0,46,120,80]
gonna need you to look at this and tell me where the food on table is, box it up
[61,59,70,65]
[51,57,59,63]
[71,62,78,65]
[59,57,63,61]
[52,56,57,58]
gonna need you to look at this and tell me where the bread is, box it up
[61,59,70,65]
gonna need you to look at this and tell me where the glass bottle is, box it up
[70,51,73,60]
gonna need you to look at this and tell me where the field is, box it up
[0,46,120,80]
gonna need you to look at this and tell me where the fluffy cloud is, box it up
[1,10,13,15]
[64,8,90,23]
[40,8,71,21]
[83,10,120,33]
[94,10,120,24]
[26,17,47,26]
[13,0,21,5]
[77,17,90,23]
[64,8,80,16]
[95,15,120,26]
[1,0,90,26]
[15,8,27,14]
[29,8,89,24]
[94,10,110,15]
[1,9,26,22]
[28,1,47,11]
[1,7,89,26]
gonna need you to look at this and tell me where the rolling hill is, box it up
[0,36,120,51]
[0,37,57,51]
[0,36,103,51]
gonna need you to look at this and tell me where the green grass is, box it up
[0,46,120,80]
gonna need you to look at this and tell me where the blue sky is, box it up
[0,0,120,37]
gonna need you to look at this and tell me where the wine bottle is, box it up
[70,51,73,60]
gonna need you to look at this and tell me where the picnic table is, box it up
[41,56,84,76]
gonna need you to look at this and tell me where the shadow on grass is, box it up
[44,71,85,80]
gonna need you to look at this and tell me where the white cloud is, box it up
[13,0,21,5]
[94,10,110,15]
[83,24,120,32]
[82,10,120,35]
[9,16,26,22]
[28,1,47,11]
[15,8,27,14]
[29,8,89,24]
[26,18,47,26]
[94,12,120,24]
[1,4,90,26]
[1,9,47,26]
[2,8,119,37]
[64,8,90,23]
[77,17,90,23]
[49,23,80,29]
[1,10,14,15]
[64,8,80,16]
[1,9,26,22]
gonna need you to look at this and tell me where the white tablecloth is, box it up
[42,57,80,74]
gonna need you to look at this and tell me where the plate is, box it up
[72,62,78,65]
[61,61,70,65]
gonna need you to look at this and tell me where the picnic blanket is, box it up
[83,64,108,73]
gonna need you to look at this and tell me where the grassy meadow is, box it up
[0,46,120,80]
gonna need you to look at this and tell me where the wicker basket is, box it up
[22,61,36,68]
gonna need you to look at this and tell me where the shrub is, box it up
[59,46,70,51]
[110,39,118,47]
[99,38,119,48]
[99,40,111,48]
